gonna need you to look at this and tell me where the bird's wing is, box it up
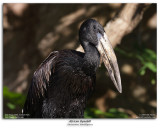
[23,51,59,117]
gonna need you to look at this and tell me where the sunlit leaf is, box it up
[7,102,16,110]
[145,62,157,73]
[3,86,26,110]
[84,108,129,118]
[151,79,156,85]
[95,109,104,115]
[115,47,157,75]
[108,108,117,113]
[139,66,146,76]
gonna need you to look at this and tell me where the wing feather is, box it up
[23,51,59,118]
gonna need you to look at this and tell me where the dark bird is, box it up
[23,19,122,118]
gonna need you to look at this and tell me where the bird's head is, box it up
[79,19,122,93]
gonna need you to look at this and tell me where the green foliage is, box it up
[7,103,16,110]
[115,47,157,75]
[84,108,128,118]
[3,86,26,110]
[151,78,156,85]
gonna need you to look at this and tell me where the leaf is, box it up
[84,108,128,118]
[7,102,16,110]
[3,86,26,107]
[144,48,156,60]
[145,62,157,73]
[116,47,157,74]
[151,79,156,85]
[139,66,146,76]
[95,109,104,115]
[108,108,117,113]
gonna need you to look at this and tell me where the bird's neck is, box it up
[83,44,100,74]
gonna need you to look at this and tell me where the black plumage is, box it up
[23,19,122,118]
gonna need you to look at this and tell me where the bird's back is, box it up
[23,50,96,118]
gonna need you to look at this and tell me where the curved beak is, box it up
[96,32,122,93]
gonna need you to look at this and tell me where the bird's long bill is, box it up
[96,32,122,93]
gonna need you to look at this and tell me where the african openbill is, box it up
[23,19,122,118]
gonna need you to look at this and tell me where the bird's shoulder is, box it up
[30,51,59,97]
[35,51,59,72]
[32,49,85,85]
[55,50,85,75]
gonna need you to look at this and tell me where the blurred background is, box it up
[3,3,157,118]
